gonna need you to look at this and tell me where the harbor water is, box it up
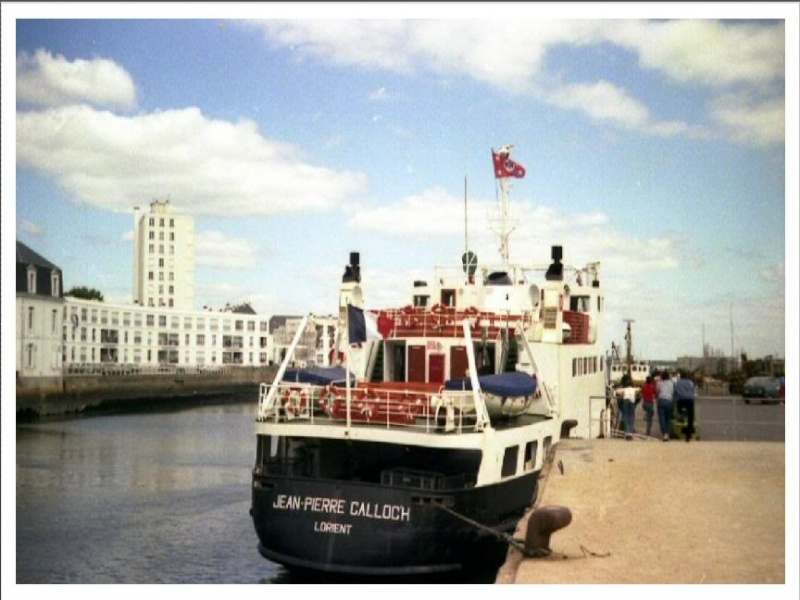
[16,401,284,584]
[15,400,500,585]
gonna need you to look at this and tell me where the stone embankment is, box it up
[16,364,279,419]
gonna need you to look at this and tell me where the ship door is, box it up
[408,345,426,382]
[390,342,406,382]
[450,345,468,380]
[428,354,445,384]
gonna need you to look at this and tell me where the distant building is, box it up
[268,315,337,367]
[132,200,195,311]
[15,241,64,380]
[17,200,338,379]
[63,298,273,369]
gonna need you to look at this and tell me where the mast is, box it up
[491,145,524,268]
[498,176,511,267]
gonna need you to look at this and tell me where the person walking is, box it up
[656,370,675,441]
[674,370,697,442]
[640,375,657,437]
[619,374,638,440]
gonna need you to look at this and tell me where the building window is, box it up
[169,232,175,241]
[27,266,37,294]
[169,218,174,227]
[147,314,155,326]
[149,231,154,240]
[149,244,154,253]
[159,231,164,241]
[159,315,167,327]
[26,343,36,368]
[197,334,205,346]
[158,258,164,267]
[51,271,60,297]
[28,306,35,330]
[159,218,164,227]
[52,309,58,332]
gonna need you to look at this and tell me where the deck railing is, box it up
[257,380,482,434]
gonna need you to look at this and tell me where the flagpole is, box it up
[345,302,352,429]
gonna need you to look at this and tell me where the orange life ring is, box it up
[282,387,308,417]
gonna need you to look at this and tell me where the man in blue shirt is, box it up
[674,371,697,442]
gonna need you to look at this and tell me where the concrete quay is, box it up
[497,438,793,587]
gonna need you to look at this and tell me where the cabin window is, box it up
[501,446,519,478]
[524,441,538,471]
[413,294,429,307]
[440,289,456,308]
[570,295,590,312]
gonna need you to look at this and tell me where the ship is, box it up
[250,147,607,577]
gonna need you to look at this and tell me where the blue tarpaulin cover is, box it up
[444,371,537,396]
[283,366,355,385]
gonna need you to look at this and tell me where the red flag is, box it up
[492,150,526,179]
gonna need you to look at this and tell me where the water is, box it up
[16,402,283,584]
[14,401,499,587]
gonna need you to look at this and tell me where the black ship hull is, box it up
[251,469,539,577]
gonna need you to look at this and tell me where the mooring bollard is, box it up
[524,505,572,557]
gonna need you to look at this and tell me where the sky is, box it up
[4,3,798,364]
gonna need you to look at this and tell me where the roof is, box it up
[16,241,60,271]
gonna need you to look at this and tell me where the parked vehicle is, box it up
[742,376,783,404]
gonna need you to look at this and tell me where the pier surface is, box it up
[499,438,790,585]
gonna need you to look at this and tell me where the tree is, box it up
[65,286,104,301]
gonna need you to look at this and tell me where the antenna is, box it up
[464,174,469,262]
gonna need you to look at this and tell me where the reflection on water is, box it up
[16,402,279,584]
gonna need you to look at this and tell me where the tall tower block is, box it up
[132,200,195,310]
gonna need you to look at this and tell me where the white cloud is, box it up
[195,230,258,269]
[17,49,137,109]
[18,219,42,235]
[610,20,785,88]
[710,92,785,147]
[250,19,784,146]
[16,105,368,215]
[368,86,388,101]
[347,186,677,278]
[759,261,785,283]
[546,80,651,130]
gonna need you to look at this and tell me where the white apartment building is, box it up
[63,298,274,370]
[132,200,195,311]
[16,241,65,379]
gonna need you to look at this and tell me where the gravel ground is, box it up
[497,438,790,587]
